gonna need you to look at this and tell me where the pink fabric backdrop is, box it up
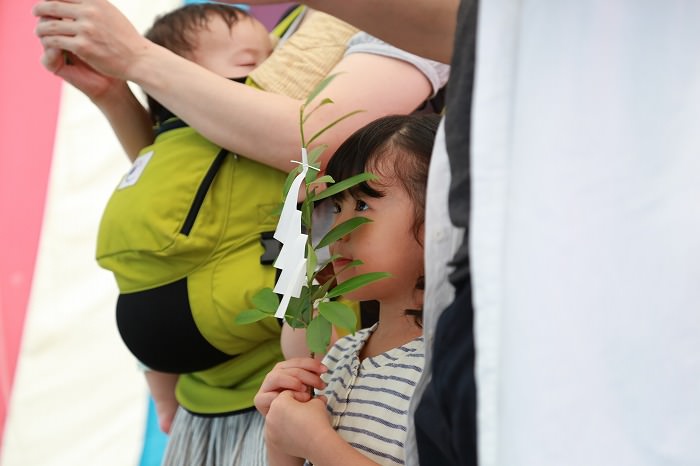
[0,0,294,449]
[0,0,62,445]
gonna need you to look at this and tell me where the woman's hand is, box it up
[254,358,327,416]
[33,0,151,81]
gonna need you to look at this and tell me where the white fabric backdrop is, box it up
[472,1,700,465]
[1,2,179,465]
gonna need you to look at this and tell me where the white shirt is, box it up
[472,1,700,464]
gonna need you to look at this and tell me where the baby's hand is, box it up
[254,358,327,416]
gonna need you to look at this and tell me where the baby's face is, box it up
[187,14,272,78]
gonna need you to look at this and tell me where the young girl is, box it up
[254,114,440,466]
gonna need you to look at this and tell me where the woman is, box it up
[33,1,448,465]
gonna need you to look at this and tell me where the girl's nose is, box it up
[336,229,350,242]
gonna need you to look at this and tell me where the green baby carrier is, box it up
[96,118,285,373]
[94,6,311,414]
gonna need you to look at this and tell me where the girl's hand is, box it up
[254,358,327,416]
[264,390,332,459]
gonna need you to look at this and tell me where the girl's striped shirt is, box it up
[316,324,425,465]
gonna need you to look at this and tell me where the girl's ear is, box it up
[412,290,424,313]
[409,275,425,322]
[416,223,426,247]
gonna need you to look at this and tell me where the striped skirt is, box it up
[161,407,267,466]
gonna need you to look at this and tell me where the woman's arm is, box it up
[126,49,431,171]
[34,0,433,171]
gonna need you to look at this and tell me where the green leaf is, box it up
[317,259,364,295]
[307,283,324,303]
[301,197,313,229]
[311,172,377,202]
[250,288,279,314]
[304,73,341,107]
[306,314,332,355]
[315,217,372,249]
[235,308,272,325]
[305,166,321,185]
[283,294,308,329]
[282,165,302,198]
[302,97,335,123]
[284,292,313,328]
[307,109,365,146]
[310,175,335,186]
[306,242,317,282]
[327,272,392,299]
[318,301,357,334]
[284,313,307,329]
[306,145,326,166]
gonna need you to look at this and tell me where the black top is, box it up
[444,0,477,285]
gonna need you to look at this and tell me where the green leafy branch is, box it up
[235,74,390,356]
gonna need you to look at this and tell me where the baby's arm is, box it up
[91,82,152,162]
[254,358,327,416]
[41,49,152,161]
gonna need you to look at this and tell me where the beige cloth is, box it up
[249,11,358,99]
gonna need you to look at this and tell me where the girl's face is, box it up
[187,14,272,78]
[329,168,424,309]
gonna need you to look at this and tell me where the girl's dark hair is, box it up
[325,114,440,327]
[325,114,440,244]
[143,4,249,126]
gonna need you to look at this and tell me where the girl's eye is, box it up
[331,201,341,214]
[355,199,369,212]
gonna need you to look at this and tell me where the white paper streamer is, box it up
[272,148,312,318]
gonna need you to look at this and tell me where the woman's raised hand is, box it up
[33,0,151,81]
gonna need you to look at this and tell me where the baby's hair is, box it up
[143,4,249,126]
[145,4,249,57]
[325,114,440,245]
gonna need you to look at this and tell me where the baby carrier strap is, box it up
[248,8,359,99]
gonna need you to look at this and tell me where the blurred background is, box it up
[0,2,292,465]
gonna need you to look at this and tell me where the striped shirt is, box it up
[316,324,425,465]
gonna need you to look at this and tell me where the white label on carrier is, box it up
[117,150,153,189]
